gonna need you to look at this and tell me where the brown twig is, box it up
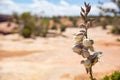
[90,67,94,80]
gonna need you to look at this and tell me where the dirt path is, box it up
[0,27,120,80]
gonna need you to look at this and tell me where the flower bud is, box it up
[89,46,94,52]
[72,43,84,55]
[81,59,91,68]
[79,30,86,34]
[86,5,91,14]
[88,51,102,66]
[81,7,85,13]
[93,52,102,58]
[74,32,84,43]
[83,38,94,47]
[80,12,85,20]
[81,48,90,58]
[81,59,92,73]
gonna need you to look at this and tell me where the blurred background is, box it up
[0,0,120,80]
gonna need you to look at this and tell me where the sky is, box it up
[0,0,118,17]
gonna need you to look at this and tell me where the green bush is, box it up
[40,18,49,37]
[20,15,50,38]
[22,27,31,38]
[21,20,36,38]
[13,12,20,24]
[69,17,78,27]
[19,12,39,38]
[51,25,57,30]
[111,71,120,80]
[102,71,120,80]
[21,12,33,23]
[52,17,60,23]
[102,76,110,80]
[60,25,66,32]
[111,27,120,35]
[32,26,41,36]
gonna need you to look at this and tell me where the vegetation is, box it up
[102,71,120,80]
[60,24,66,32]
[40,18,49,37]
[21,12,34,23]
[98,0,120,34]
[22,27,31,38]
[72,2,102,80]
[52,16,60,23]
[10,0,120,38]
[12,12,51,38]
[103,76,110,80]
[12,12,20,24]
[69,17,78,27]
[19,12,36,38]
[51,25,57,30]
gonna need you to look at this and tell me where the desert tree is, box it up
[98,0,120,16]
[98,0,120,34]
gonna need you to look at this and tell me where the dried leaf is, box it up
[87,3,90,7]
[84,2,87,8]
[81,7,85,13]
[86,5,91,13]
[80,12,85,20]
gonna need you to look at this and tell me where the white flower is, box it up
[88,52,102,66]
[89,46,94,52]
[74,32,84,43]
[93,52,102,58]
[72,43,83,55]
[83,38,94,47]
[81,59,92,73]
[81,48,90,58]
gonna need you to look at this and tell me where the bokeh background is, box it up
[0,0,120,80]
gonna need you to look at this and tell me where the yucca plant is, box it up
[72,2,102,80]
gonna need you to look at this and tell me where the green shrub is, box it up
[102,76,110,80]
[13,12,20,24]
[40,18,49,37]
[32,26,41,36]
[69,17,78,27]
[22,27,31,38]
[51,25,57,30]
[21,12,33,23]
[52,17,60,23]
[102,71,120,80]
[111,71,120,80]
[111,27,120,35]
[60,25,66,32]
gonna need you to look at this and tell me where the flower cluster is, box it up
[72,29,102,73]
[72,2,102,80]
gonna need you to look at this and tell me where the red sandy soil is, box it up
[0,27,120,80]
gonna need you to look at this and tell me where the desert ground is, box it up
[0,27,120,80]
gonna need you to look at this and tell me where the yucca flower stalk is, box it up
[72,2,102,80]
